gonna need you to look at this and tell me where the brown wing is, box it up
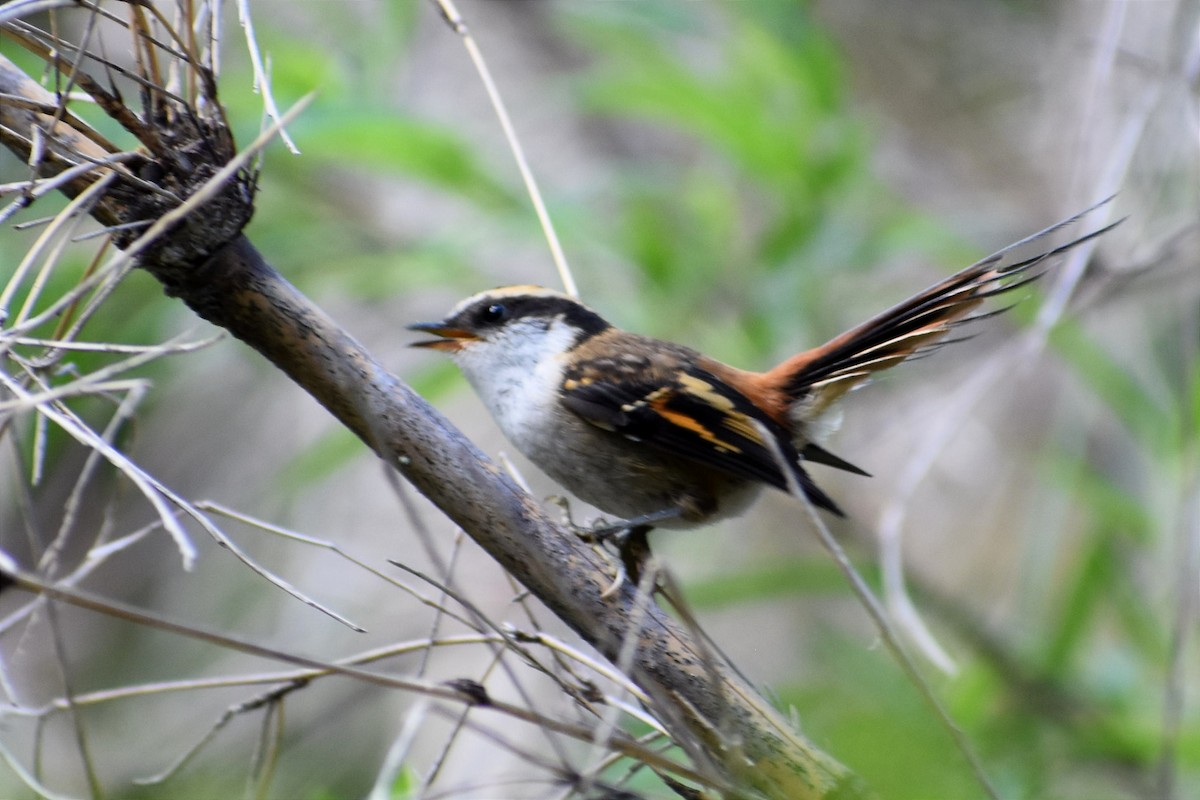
[764,198,1121,416]
[560,349,845,515]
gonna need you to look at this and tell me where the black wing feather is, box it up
[560,365,844,515]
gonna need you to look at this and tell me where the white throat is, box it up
[452,318,576,444]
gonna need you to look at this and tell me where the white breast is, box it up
[451,317,576,448]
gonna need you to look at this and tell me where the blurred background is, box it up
[1,1,1197,798]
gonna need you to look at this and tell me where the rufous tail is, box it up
[766,198,1121,418]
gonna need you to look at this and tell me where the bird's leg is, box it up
[549,506,681,595]
[582,507,683,541]
[616,524,654,588]
[546,496,674,539]
[578,508,682,592]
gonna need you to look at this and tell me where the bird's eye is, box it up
[479,303,508,324]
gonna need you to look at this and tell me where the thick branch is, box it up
[0,53,865,799]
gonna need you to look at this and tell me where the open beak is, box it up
[407,322,480,352]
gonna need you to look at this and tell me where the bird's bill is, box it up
[407,322,479,352]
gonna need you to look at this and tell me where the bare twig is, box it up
[234,0,299,154]
[757,419,1002,800]
[429,0,578,298]
[0,556,726,792]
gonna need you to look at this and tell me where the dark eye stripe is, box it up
[455,295,611,340]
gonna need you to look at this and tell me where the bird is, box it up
[410,201,1117,538]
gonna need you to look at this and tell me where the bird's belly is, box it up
[515,414,761,528]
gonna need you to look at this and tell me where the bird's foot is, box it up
[548,502,680,597]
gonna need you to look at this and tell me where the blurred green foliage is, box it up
[2,1,1194,799]
[560,3,960,363]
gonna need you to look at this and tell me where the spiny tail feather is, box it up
[802,442,871,476]
[791,462,845,516]
[769,198,1121,415]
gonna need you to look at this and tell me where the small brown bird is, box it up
[411,201,1116,533]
